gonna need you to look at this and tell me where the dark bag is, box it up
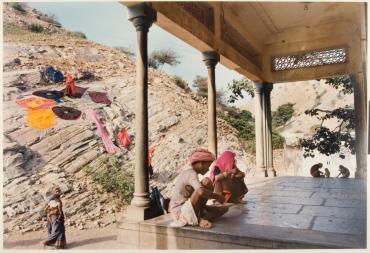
[149,187,167,216]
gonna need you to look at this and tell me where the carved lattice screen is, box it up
[272,48,347,71]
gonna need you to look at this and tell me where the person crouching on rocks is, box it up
[169,148,229,229]
[64,73,76,97]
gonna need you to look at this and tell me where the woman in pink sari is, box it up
[210,151,248,203]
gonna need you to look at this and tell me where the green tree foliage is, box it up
[219,108,256,152]
[193,75,208,97]
[219,108,286,152]
[84,156,134,205]
[221,109,255,139]
[299,76,355,158]
[325,76,353,95]
[272,131,285,149]
[272,103,295,128]
[227,78,254,103]
[148,49,180,70]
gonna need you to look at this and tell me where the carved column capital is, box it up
[127,3,156,32]
[254,82,273,94]
[202,51,219,69]
[264,83,273,93]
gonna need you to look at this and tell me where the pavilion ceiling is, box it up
[122,2,366,83]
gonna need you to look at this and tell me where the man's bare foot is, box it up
[199,219,212,229]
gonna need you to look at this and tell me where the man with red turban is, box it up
[169,148,228,229]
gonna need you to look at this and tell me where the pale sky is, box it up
[27,2,251,107]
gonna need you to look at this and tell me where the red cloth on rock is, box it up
[117,128,132,148]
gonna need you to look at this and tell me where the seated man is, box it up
[210,151,248,204]
[310,163,325,178]
[169,148,228,229]
[337,165,350,178]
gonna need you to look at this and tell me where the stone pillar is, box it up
[126,4,156,220]
[254,83,267,177]
[351,73,367,179]
[264,83,276,177]
[203,51,219,157]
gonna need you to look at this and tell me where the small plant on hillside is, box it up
[27,23,44,33]
[148,48,180,70]
[272,103,295,128]
[11,2,26,14]
[193,75,208,98]
[115,46,135,57]
[172,75,188,89]
[40,14,62,28]
[84,155,134,205]
[67,31,87,39]
[272,131,285,149]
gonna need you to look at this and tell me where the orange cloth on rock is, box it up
[148,147,155,166]
[27,109,56,129]
[64,73,76,97]
[16,97,57,110]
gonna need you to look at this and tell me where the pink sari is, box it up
[85,109,119,154]
[209,151,236,181]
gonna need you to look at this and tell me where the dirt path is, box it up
[3,224,125,249]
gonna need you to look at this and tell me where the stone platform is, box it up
[117,176,367,249]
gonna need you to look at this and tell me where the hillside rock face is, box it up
[242,80,353,142]
[3,4,257,234]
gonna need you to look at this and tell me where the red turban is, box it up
[188,148,215,165]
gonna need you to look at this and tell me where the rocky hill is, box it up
[242,80,353,144]
[3,3,258,234]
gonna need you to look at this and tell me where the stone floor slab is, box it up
[312,192,366,200]
[324,198,367,208]
[241,212,314,230]
[299,205,366,219]
[243,201,303,214]
[246,194,325,206]
[248,189,314,198]
[312,216,367,235]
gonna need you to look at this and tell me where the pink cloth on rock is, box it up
[188,148,215,166]
[210,150,236,181]
[85,109,119,154]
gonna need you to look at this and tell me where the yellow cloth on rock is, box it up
[27,109,56,129]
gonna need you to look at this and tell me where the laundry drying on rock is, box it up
[40,66,64,83]
[85,109,120,154]
[33,90,64,100]
[88,91,112,105]
[117,128,132,148]
[52,106,82,120]
[16,97,57,110]
[27,109,56,129]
